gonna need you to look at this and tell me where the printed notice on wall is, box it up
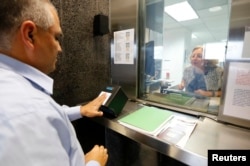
[223,62,250,120]
[114,29,134,64]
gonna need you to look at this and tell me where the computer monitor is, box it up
[145,41,155,77]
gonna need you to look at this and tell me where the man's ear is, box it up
[20,21,36,49]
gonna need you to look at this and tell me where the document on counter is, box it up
[157,116,197,148]
[118,106,174,136]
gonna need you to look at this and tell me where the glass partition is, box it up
[139,0,231,115]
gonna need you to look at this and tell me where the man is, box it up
[0,0,108,166]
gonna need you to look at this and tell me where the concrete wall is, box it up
[49,0,110,153]
[50,0,110,106]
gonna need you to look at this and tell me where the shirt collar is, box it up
[0,53,53,95]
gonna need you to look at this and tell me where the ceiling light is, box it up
[192,34,197,39]
[164,1,198,22]
[209,6,222,12]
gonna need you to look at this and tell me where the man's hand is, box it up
[80,93,107,117]
[85,145,108,166]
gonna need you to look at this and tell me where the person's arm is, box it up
[79,93,107,118]
[63,93,107,121]
[62,105,82,121]
[194,89,221,97]
[178,79,185,90]
[63,94,108,166]
[178,67,190,90]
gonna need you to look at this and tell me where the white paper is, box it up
[226,41,244,59]
[223,62,250,120]
[99,91,112,105]
[114,29,134,64]
[157,116,197,148]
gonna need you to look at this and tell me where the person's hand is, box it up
[85,145,108,166]
[80,93,107,117]
[178,81,185,90]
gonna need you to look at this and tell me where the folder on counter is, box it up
[118,106,174,136]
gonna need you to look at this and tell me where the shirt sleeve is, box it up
[86,160,100,166]
[62,105,82,121]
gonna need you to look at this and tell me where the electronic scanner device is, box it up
[99,85,128,118]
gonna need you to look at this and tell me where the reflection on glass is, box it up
[140,0,230,115]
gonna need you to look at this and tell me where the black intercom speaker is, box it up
[93,14,109,36]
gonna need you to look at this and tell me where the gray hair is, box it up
[0,0,55,51]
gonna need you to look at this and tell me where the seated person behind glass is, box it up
[178,46,223,97]
[178,46,207,93]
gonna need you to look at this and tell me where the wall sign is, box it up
[114,29,134,64]
[218,60,250,128]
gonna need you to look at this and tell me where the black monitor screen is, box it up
[145,41,155,77]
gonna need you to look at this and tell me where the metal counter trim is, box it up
[93,101,207,166]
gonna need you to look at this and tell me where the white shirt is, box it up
[0,54,99,166]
